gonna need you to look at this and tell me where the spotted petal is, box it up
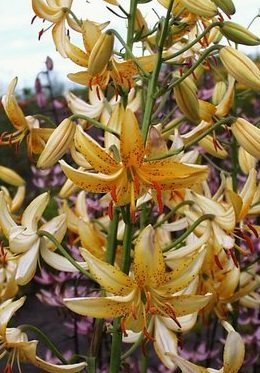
[79,248,134,295]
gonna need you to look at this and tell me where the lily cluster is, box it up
[0,0,259,372]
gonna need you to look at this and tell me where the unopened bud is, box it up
[220,46,260,90]
[220,21,260,46]
[212,81,227,105]
[37,118,76,168]
[238,147,256,174]
[180,0,218,18]
[174,76,200,123]
[0,166,25,186]
[88,32,114,76]
[212,0,235,15]
[231,118,260,160]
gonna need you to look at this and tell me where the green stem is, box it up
[163,22,222,61]
[126,0,138,57]
[153,200,194,229]
[38,230,91,279]
[163,214,215,252]
[19,324,68,364]
[33,114,56,127]
[141,0,174,142]
[69,114,120,138]
[106,207,120,264]
[155,45,223,98]
[201,154,231,175]
[109,205,134,373]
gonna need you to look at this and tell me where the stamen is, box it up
[247,223,259,238]
[164,302,182,328]
[152,181,164,214]
[228,249,239,268]
[214,254,223,270]
[108,200,113,220]
[110,185,117,203]
[96,86,101,101]
[31,15,37,24]
[120,318,128,337]
[143,327,155,342]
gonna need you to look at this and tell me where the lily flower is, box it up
[60,108,208,217]
[0,191,69,285]
[64,225,211,334]
[32,0,80,57]
[0,297,87,372]
[1,77,53,157]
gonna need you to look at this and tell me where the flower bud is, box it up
[220,46,260,90]
[238,147,256,174]
[37,118,76,168]
[174,76,200,123]
[0,166,25,186]
[220,21,260,46]
[212,0,235,15]
[231,118,260,160]
[180,0,218,17]
[212,81,227,105]
[88,31,114,76]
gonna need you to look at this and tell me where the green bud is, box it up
[220,21,260,46]
[212,0,235,15]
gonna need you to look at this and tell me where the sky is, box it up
[0,0,259,95]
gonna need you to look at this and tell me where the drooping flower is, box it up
[1,77,53,157]
[0,191,74,285]
[0,297,87,372]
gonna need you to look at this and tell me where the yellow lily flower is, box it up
[169,321,245,373]
[60,108,208,217]
[0,192,69,285]
[64,225,211,334]
[32,0,80,57]
[0,297,87,372]
[1,77,53,157]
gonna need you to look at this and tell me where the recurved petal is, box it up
[0,191,17,238]
[1,77,28,130]
[239,168,256,220]
[134,225,166,287]
[79,248,134,295]
[21,192,49,231]
[139,160,208,185]
[67,71,92,86]
[153,316,178,370]
[32,0,65,22]
[222,323,245,373]
[15,240,40,285]
[40,241,83,272]
[0,297,26,335]
[64,291,135,318]
[59,160,124,193]
[161,249,206,294]
[9,226,39,253]
[34,357,87,373]
[165,294,212,317]
[120,108,145,167]
[74,125,120,174]
[167,353,208,373]
[52,21,67,58]
[64,37,89,67]
[40,213,67,249]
